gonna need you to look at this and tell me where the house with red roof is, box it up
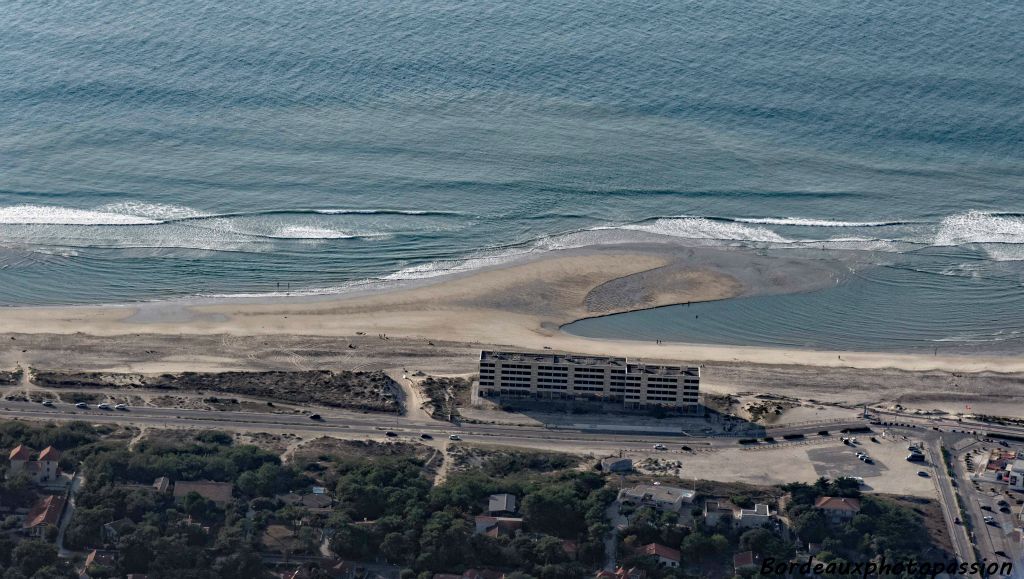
[813,496,862,524]
[7,445,62,484]
[637,543,681,568]
[23,494,66,538]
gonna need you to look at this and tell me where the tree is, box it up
[522,485,584,538]
[12,541,58,577]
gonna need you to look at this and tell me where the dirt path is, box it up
[385,369,434,422]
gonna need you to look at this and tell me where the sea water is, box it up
[1,0,1022,350]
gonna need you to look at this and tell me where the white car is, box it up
[114,403,127,410]
[97,403,112,410]
[653,444,667,451]
[983,515,995,523]
[74,402,88,409]
[41,400,54,407]
[448,434,461,441]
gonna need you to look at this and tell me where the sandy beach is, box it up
[2,244,1023,416]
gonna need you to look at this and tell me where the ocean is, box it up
[2,1,1023,351]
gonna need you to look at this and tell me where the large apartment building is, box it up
[477,350,700,410]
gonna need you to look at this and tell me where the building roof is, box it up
[37,446,61,462]
[85,549,117,569]
[24,494,66,529]
[704,500,733,513]
[9,444,34,461]
[173,481,234,504]
[639,543,681,562]
[734,551,758,568]
[480,351,698,376]
[622,484,695,504]
[153,476,171,493]
[488,493,517,513]
[474,515,523,537]
[814,496,862,512]
[739,503,770,517]
[601,457,633,470]
[301,493,333,508]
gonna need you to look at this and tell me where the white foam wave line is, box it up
[934,210,1024,246]
[612,217,788,243]
[0,205,161,225]
[315,209,447,215]
[734,217,901,227]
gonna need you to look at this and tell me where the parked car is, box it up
[906,453,925,462]
[917,471,929,477]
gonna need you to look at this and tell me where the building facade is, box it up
[477,351,700,410]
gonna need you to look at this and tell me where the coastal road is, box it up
[0,399,870,456]
[925,437,977,568]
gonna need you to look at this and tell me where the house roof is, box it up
[85,549,117,569]
[814,496,862,512]
[9,444,34,461]
[622,484,695,504]
[153,476,171,492]
[488,493,517,513]
[37,446,61,462]
[24,494,66,529]
[640,543,681,562]
[734,551,758,568]
[173,480,234,504]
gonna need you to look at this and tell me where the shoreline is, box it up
[0,243,1022,376]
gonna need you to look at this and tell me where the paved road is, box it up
[0,400,870,454]
[925,437,977,568]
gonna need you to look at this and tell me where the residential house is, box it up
[153,477,171,493]
[23,494,65,538]
[473,515,523,538]
[7,445,61,484]
[618,484,695,513]
[488,493,517,515]
[172,481,234,506]
[733,551,759,573]
[102,517,136,542]
[595,568,645,579]
[703,500,734,526]
[736,503,773,528]
[637,543,681,568]
[82,549,117,577]
[813,496,861,524]
[601,457,633,473]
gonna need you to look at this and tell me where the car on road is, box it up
[385,431,397,437]
[41,400,54,407]
[653,444,667,451]
[309,414,322,421]
[420,433,433,440]
[449,434,461,441]
[917,471,929,477]
[97,403,111,410]
[114,403,127,410]
[681,445,692,452]
[75,402,88,409]
[954,517,961,525]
